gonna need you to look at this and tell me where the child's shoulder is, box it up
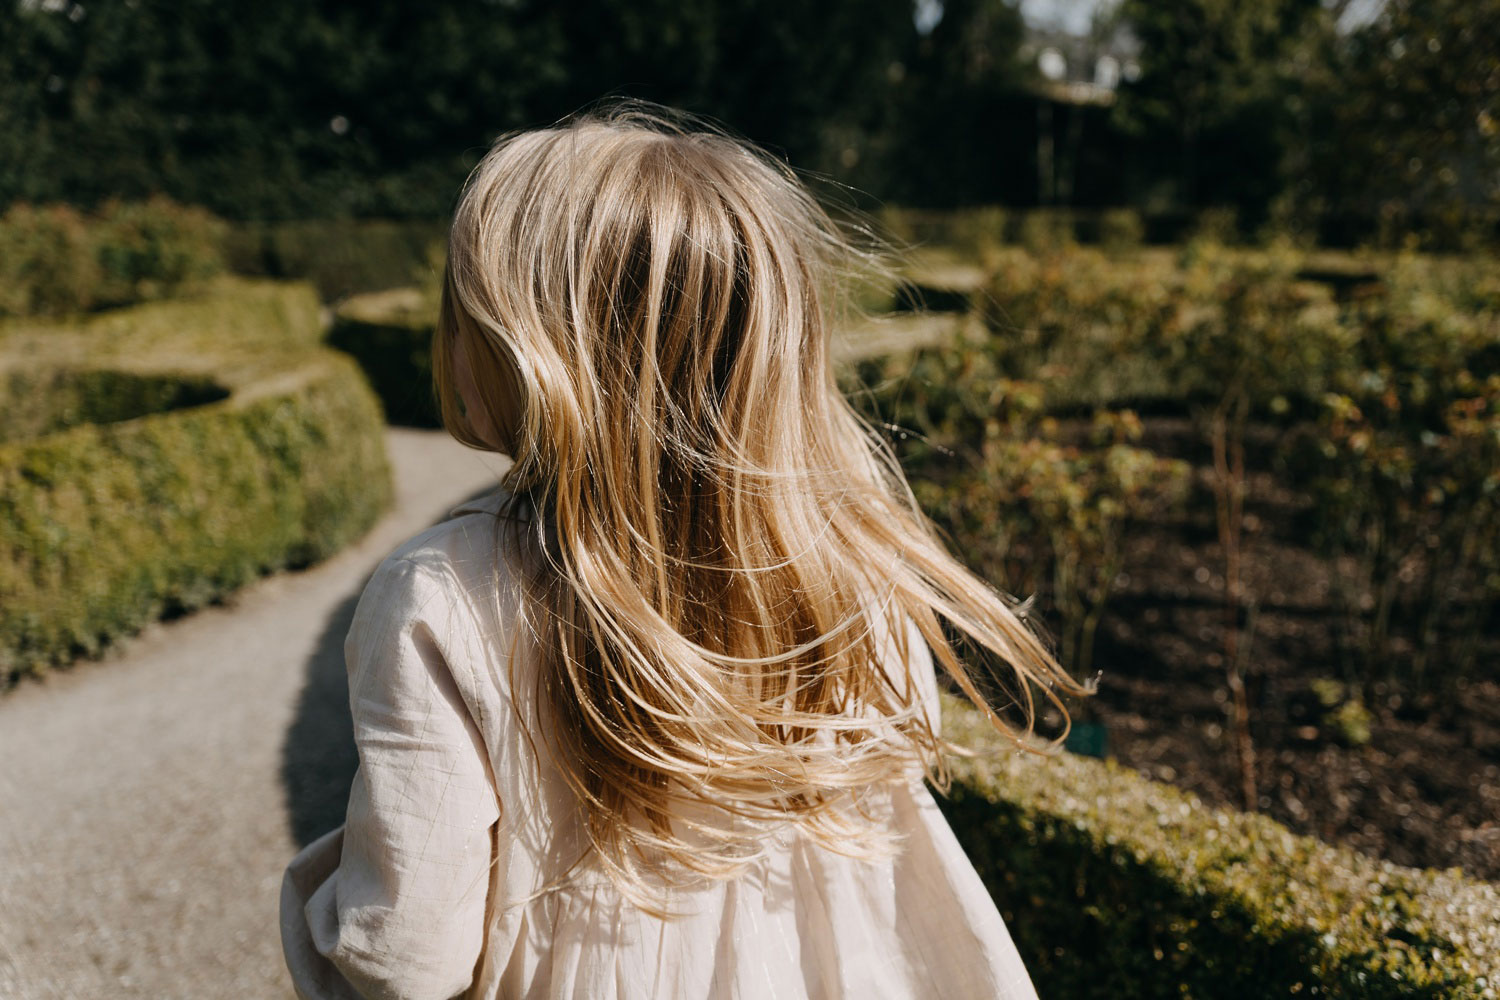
[369,485,535,604]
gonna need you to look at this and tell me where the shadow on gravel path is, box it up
[281,480,500,849]
[282,589,362,848]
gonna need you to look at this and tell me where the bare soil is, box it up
[1029,415,1500,882]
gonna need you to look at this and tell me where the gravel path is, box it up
[0,428,507,1000]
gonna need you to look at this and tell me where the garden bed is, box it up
[940,690,1500,999]
[1062,414,1500,884]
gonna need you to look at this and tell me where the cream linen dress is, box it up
[279,487,1040,1000]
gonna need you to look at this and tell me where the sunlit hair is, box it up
[432,97,1097,912]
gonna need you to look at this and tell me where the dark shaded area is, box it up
[325,316,440,428]
[3,0,1492,247]
[0,368,228,445]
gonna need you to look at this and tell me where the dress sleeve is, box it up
[280,556,501,1000]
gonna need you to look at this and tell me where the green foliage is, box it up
[91,195,228,308]
[0,279,392,684]
[1186,205,1244,247]
[850,331,1191,678]
[223,218,448,302]
[326,291,440,427]
[1110,0,1336,225]
[944,206,1011,256]
[950,240,1500,696]
[0,0,924,220]
[0,197,227,317]
[972,244,1187,412]
[0,202,99,316]
[938,693,1500,999]
[1304,0,1500,251]
[877,205,1012,256]
[1016,208,1078,254]
[0,368,226,445]
[2,0,1492,247]
[1285,268,1500,692]
[1099,208,1146,253]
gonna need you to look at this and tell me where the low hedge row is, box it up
[0,368,227,445]
[223,218,447,302]
[0,196,228,317]
[0,278,393,684]
[324,288,440,427]
[938,694,1500,999]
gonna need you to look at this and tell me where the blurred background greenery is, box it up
[1,0,1494,246]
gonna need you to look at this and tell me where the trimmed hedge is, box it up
[0,368,227,445]
[0,196,228,317]
[325,288,440,427]
[0,278,393,684]
[223,219,447,303]
[939,694,1500,999]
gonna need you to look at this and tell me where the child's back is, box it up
[283,488,1039,998]
[281,98,1090,999]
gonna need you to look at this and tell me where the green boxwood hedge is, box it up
[325,288,440,427]
[0,196,229,317]
[0,368,228,445]
[938,694,1500,999]
[222,218,446,303]
[0,277,393,685]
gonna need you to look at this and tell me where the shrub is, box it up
[1292,373,1500,694]
[1099,207,1146,253]
[222,218,447,302]
[875,205,1011,256]
[939,693,1500,999]
[847,342,1191,679]
[1187,204,1244,247]
[946,205,1011,254]
[0,197,228,317]
[0,202,100,317]
[325,288,440,427]
[921,239,1500,699]
[92,195,228,308]
[0,368,227,445]
[1017,207,1078,254]
[0,278,392,683]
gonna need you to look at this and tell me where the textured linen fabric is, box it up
[279,487,1040,1000]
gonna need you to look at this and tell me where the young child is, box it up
[280,98,1094,1000]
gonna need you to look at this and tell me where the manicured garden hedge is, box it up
[939,694,1500,999]
[324,288,441,427]
[0,196,228,317]
[0,278,393,684]
[223,218,446,302]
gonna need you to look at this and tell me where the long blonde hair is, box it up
[433,98,1096,910]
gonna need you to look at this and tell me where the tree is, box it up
[1304,0,1500,249]
[1110,0,1331,228]
[880,0,1035,206]
[0,0,924,220]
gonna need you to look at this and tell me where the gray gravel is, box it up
[0,429,507,1000]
